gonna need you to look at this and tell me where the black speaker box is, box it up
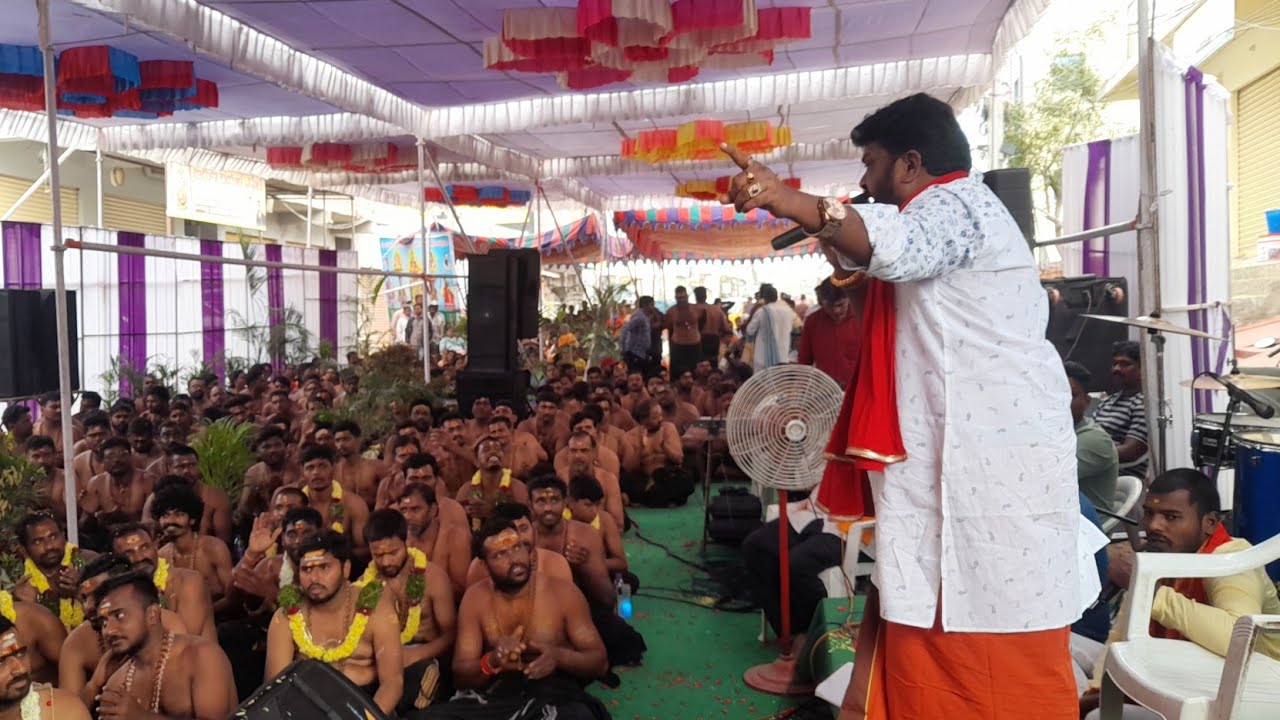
[510,248,541,340]
[466,250,542,373]
[456,368,532,419]
[233,659,388,720]
[983,168,1035,247]
[705,489,763,544]
[1042,276,1129,394]
[0,289,79,398]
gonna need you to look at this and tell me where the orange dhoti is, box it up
[840,590,1077,720]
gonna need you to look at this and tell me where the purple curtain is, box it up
[2,221,43,289]
[1184,67,1212,414]
[1081,140,1112,277]
[200,240,225,381]
[117,232,147,398]
[318,249,338,352]
[264,244,284,372]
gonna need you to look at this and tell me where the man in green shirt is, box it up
[1066,362,1119,513]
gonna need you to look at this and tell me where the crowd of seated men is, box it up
[0,353,761,720]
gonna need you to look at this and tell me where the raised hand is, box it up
[718,143,790,214]
[246,513,281,556]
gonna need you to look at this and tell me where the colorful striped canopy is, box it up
[612,204,819,262]
[444,214,606,265]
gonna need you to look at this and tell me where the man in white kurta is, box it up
[721,92,1093,719]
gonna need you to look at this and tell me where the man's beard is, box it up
[569,462,591,477]
[133,558,157,575]
[305,581,345,605]
[412,420,431,432]
[0,671,31,704]
[37,547,64,569]
[161,523,188,540]
[377,558,408,580]
[491,563,531,593]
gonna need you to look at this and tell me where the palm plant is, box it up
[0,435,43,587]
[189,418,258,505]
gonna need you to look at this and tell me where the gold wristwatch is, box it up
[812,196,847,241]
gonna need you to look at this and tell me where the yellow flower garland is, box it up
[302,481,346,533]
[399,547,427,645]
[471,469,512,489]
[561,508,601,530]
[23,544,84,630]
[0,590,15,624]
[153,558,170,593]
[285,582,381,663]
[353,563,377,588]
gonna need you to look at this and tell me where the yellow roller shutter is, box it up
[102,195,167,236]
[1236,66,1280,260]
[0,174,80,225]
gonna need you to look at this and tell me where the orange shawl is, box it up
[1150,523,1233,640]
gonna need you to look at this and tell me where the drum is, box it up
[1234,432,1280,581]
[1190,413,1280,467]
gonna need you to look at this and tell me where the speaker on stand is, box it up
[457,249,541,417]
[982,168,1036,249]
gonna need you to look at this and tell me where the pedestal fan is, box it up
[727,364,844,695]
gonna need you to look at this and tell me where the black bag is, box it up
[705,487,762,544]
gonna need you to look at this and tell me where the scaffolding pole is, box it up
[1136,0,1166,477]
[94,149,103,227]
[417,139,430,381]
[37,0,79,545]
[0,145,74,222]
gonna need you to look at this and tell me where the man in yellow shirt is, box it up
[1079,468,1280,717]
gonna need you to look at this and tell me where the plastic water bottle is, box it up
[616,576,633,619]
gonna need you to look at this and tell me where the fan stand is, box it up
[743,489,816,695]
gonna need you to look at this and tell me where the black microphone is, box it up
[770,192,872,251]
[1268,344,1280,358]
[1209,371,1276,419]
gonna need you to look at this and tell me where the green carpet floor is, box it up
[588,499,821,720]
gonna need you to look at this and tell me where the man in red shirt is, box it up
[797,278,861,386]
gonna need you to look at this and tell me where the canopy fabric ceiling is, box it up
[445,214,606,264]
[5,0,1049,212]
[614,205,819,261]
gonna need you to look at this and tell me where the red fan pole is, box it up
[743,487,813,695]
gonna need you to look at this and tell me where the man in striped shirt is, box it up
[1091,341,1149,479]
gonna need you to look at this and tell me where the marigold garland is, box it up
[283,581,382,663]
[23,544,85,629]
[400,547,428,645]
[469,469,512,498]
[354,563,377,589]
[152,558,170,593]
[561,508,602,530]
[0,590,15,624]
[302,481,346,533]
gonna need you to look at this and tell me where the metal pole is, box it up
[417,139,430,381]
[37,0,79,545]
[1136,0,1166,477]
[1034,219,1138,248]
[305,185,313,248]
[0,146,75,222]
[422,142,478,256]
[63,238,459,279]
[94,149,103,227]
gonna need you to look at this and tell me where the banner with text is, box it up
[165,162,266,230]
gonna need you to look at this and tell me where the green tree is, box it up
[1004,39,1107,237]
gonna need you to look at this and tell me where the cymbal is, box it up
[1080,314,1222,340]
[1181,374,1280,391]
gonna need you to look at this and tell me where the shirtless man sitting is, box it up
[555,429,624,529]
[85,571,235,720]
[465,504,573,587]
[517,391,570,460]
[0,587,65,685]
[399,482,471,594]
[421,519,607,719]
[381,454,469,530]
[265,531,403,715]
[81,437,154,528]
[427,413,477,494]
[150,482,233,606]
[140,445,231,542]
[485,416,543,480]
[527,476,615,609]
[238,426,301,525]
[59,554,189,702]
[229,503,321,614]
[457,437,530,531]
[127,418,163,473]
[11,513,94,622]
[298,443,371,560]
[72,412,110,490]
[364,509,456,714]
[109,524,215,641]
[465,397,494,443]
[567,474,630,580]
[619,398,692,508]
[0,615,90,720]
[333,420,392,510]
[554,408,621,475]
[24,436,77,523]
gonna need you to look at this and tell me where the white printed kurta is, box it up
[840,173,1086,633]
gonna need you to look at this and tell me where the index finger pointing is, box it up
[720,143,751,170]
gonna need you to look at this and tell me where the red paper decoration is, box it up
[423,186,531,208]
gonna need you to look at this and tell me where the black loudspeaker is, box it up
[0,289,79,398]
[1042,276,1129,394]
[456,368,532,418]
[466,250,542,372]
[233,660,388,720]
[510,248,541,339]
[983,168,1035,247]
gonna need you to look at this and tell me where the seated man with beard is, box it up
[556,429,624,529]
[458,437,530,531]
[265,531,403,716]
[109,524,215,641]
[140,445,232,542]
[466,503,574,587]
[364,509,456,714]
[399,482,471,595]
[150,480,233,605]
[0,585,65,686]
[618,399,692,508]
[60,554,189,704]
[421,518,609,720]
[85,572,235,720]
[0,614,90,720]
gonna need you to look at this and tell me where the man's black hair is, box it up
[1113,341,1141,363]
[2,405,30,426]
[282,507,324,531]
[24,435,55,453]
[16,511,59,547]
[127,417,154,436]
[92,570,160,608]
[399,481,437,506]
[78,552,134,583]
[535,390,560,406]
[299,443,336,465]
[167,443,198,460]
[528,474,567,497]
[108,522,152,545]
[1063,361,1093,387]
[100,436,132,455]
[38,391,60,406]
[568,473,604,502]
[150,481,205,525]
[850,93,972,175]
[404,453,439,473]
[1149,468,1221,516]
[364,508,408,545]
[296,529,352,564]
[255,425,287,447]
[145,386,171,403]
[82,411,110,431]
[79,391,103,406]
[492,502,532,525]
[439,411,463,425]
[332,420,362,437]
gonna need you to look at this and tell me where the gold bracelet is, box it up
[829,272,860,288]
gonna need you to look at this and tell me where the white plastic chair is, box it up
[1099,533,1280,720]
[1104,475,1145,536]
